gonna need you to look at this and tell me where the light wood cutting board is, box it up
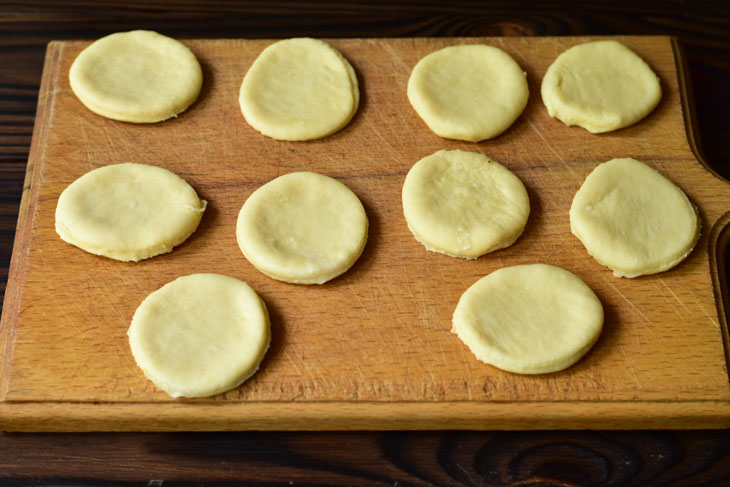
[1,36,729,431]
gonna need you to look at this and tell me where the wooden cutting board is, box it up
[1,36,729,432]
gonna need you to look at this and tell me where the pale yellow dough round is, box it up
[69,30,203,123]
[452,264,604,374]
[407,44,529,142]
[541,40,661,133]
[55,163,206,261]
[128,273,270,398]
[239,37,359,141]
[570,158,700,278]
[236,172,368,284]
[402,150,529,259]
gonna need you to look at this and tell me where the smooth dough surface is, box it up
[128,273,270,398]
[236,172,368,284]
[55,163,206,261]
[570,157,700,278]
[239,37,359,141]
[70,30,203,123]
[407,44,529,142]
[452,264,604,374]
[541,40,661,133]
[402,150,529,259]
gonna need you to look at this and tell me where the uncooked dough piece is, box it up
[402,150,529,259]
[236,172,368,284]
[541,40,661,133]
[407,44,529,142]
[239,37,359,141]
[128,273,270,398]
[55,163,206,261]
[452,264,604,374]
[69,30,203,123]
[570,157,700,278]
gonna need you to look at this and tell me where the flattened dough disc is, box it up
[55,163,206,262]
[70,30,203,123]
[128,273,270,398]
[236,172,368,284]
[541,40,661,133]
[239,37,359,141]
[452,264,604,374]
[402,150,529,259]
[570,157,700,277]
[407,44,529,142]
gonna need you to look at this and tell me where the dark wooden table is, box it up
[1,2,729,485]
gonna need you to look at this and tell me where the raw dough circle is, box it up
[452,264,604,374]
[570,157,700,278]
[402,150,529,259]
[69,30,203,123]
[236,172,368,284]
[128,273,270,398]
[55,163,206,262]
[541,40,661,133]
[407,44,529,142]
[239,37,359,141]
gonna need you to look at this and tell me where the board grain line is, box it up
[709,210,730,382]
[0,43,65,400]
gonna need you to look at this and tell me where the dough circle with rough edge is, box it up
[69,30,203,123]
[239,37,359,141]
[541,40,661,133]
[55,163,206,262]
[236,172,368,284]
[407,44,529,142]
[452,264,604,375]
[402,150,530,259]
[570,157,700,278]
[128,273,271,398]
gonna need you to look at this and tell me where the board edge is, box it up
[0,41,65,399]
[1,400,729,432]
[673,37,730,386]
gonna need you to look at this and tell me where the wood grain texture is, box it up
[1,429,730,486]
[1,35,728,431]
